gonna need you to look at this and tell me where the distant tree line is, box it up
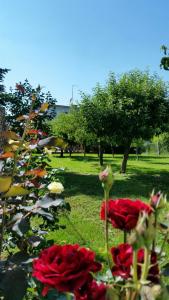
[50,70,169,173]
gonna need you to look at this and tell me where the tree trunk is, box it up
[136,147,139,160]
[0,106,6,149]
[156,141,160,156]
[120,141,131,173]
[60,148,64,158]
[69,149,72,157]
[83,144,86,157]
[98,142,104,166]
[112,146,115,158]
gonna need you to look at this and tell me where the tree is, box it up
[0,68,10,147]
[160,45,169,70]
[0,68,9,93]
[79,84,114,165]
[49,106,97,157]
[79,70,169,172]
[50,111,76,157]
[0,79,57,134]
[106,70,169,172]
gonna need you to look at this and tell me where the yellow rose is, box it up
[47,182,64,194]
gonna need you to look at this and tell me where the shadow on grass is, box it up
[62,169,169,200]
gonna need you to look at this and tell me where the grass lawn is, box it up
[48,153,169,253]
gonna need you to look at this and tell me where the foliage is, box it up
[49,106,97,155]
[0,79,57,134]
[0,85,69,300]
[79,70,169,172]
[0,68,9,93]
[160,45,169,70]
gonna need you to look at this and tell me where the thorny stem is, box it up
[152,209,158,251]
[104,189,112,275]
[0,201,6,259]
[124,230,127,243]
[133,250,138,286]
[141,247,150,282]
[66,293,71,300]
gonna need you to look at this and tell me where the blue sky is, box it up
[0,0,169,105]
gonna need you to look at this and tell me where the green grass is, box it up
[48,153,169,252]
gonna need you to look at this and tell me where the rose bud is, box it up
[150,190,166,209]
[99,165,114,193]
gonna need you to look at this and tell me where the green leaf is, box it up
[12,213,30,237]
[37,195,64,209]
[162,263,169,276]
[8,252,32,265]
[0,268,27,300]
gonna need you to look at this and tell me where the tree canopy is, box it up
[1,79,57,134]
[80,70,169,172]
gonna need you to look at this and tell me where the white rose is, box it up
[47,182,64,194]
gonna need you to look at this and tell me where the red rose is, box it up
[100,198,152,231]
[111,243,159,282]
[32,244,102,296]
[111,243,132,278]
[75,280,107,300]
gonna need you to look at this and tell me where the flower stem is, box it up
[152,210,158,251]
[66,293,71,300]
[124,231,127,243]
[133,250,138,286]
[141,247,150,282]
[0,201,6,259]
[104,189,112,274]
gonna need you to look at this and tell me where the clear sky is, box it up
[1,0,169,105]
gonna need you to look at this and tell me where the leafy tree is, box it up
[50,111,76,157]
[79,84,114,165]
[160,45,169,70]
[0,67,9,93]
[50,106,97,157]
[106,70,169,172]
[1,79,56,134]
[79,71,169,171]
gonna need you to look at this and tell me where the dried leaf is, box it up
[25,169,47,177]
[3,131,20,140]
[0,152,14,159]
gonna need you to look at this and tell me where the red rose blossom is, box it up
[32,244,102,296]
[75,280,107,300]
[100,198,152,231]
[111,243,159,282]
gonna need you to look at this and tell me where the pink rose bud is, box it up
[150,191,166,209]
[99,166,114,193]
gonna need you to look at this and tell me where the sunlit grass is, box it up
[48,153,169,253]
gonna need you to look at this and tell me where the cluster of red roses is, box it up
[32,198,159,299]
